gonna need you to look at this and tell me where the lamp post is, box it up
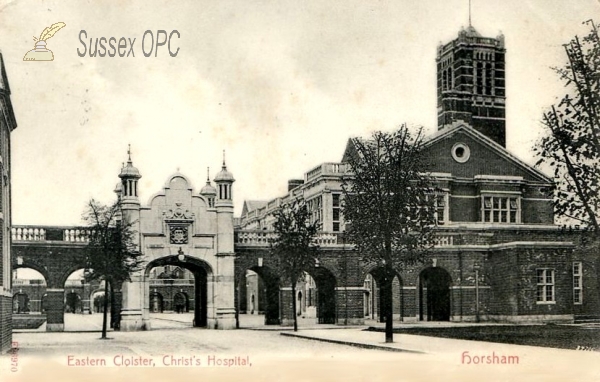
[473,260,481,323]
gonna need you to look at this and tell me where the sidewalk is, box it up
[280,327,600,380]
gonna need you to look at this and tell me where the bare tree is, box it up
[534,19,600,233]
[342,125,437,343]
[82,199,144,339]
[534,20,600,315]
[271,200,320,332]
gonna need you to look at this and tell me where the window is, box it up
[482,196,519,223]
[307,196,322,225]
[536,269,555,303]
[451,143,470,163]
[573,262,583,304]
[475,62,483,95]
[410,192,448,225]
[332,193,341,232]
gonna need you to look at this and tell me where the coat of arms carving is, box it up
[170,226,188,244]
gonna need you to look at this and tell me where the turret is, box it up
[117,145,141,244]
[214,151,235,206]
[118,145,141,201]
[200,167,217,208]
[214,151,235,255]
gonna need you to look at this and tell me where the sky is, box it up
[0,0,599,227]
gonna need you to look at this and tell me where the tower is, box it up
[212,151,236,329]
[437,25,506,147]
[117,146,143,331]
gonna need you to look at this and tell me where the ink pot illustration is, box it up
[23,22,66,62]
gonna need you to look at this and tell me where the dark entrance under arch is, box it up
[65,292,81,313]
[146,255,209,328]
[150,291,164,313]
[309,267,336,325]
[367,268,402,323]
[13,293,30,314]
[239,266,281,325]
[419,267,451,321]
[173,292,189,313]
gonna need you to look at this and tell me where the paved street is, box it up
[3,314,600,382]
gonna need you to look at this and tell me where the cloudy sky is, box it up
[0,0,598,225]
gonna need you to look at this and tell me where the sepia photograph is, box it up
[0,1,599,381]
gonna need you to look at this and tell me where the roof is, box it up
[422,121,552,183]
[341,122,552,184]
[241,200,268,217]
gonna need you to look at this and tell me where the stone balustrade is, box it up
[12,227,46,241]
[234,230,277,246]
[12,225,91,243]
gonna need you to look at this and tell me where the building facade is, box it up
[0,53,17,352]
[236,26,600,324]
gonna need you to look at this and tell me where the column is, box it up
[279,287,294,326]
[335,287,365,325]
[213,254,236,329]
[45,288,65,332]
[120,273,145,331]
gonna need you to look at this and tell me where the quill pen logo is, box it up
[23,22,66,61]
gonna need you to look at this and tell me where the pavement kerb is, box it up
[280,332,424,353]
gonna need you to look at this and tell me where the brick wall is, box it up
[0,295,12,353]
[522,199,554,224]
[450,197,479,222]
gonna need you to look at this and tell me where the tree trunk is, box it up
[381,266,395,343]
[292,283,298,332]
[101,281,109,339]
[384,277,393,343]
[110,282,115,329]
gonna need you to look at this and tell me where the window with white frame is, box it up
[573,262,583,304]
[433,193,447,225]
[536,269,555,303]
[482,195,519,223]
[332,193,341,232]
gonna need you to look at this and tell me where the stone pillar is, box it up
[82,278,91,314]
[280,287,294,326]
[335,287,365,325]
[120,273,145,331]
[402,286,418,322]
[206,277,217,328]
[110,287,122,330]
[45,289,65,332]
[214,254,236,329]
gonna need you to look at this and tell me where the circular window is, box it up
[451,143,470,163]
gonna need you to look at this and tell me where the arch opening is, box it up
[145,255,211,328]
[237,265,281,326]
[364,267,402,323]
[12,267,46,314]
[419,267,452,321]
[305,266,337,325]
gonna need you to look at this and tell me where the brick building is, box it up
[236,26,600,324]
[0,53,17,352]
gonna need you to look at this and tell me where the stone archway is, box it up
[237,266,281,326]
[144,255,212,328]
[307,266,337,325]
[419,267,452,321]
